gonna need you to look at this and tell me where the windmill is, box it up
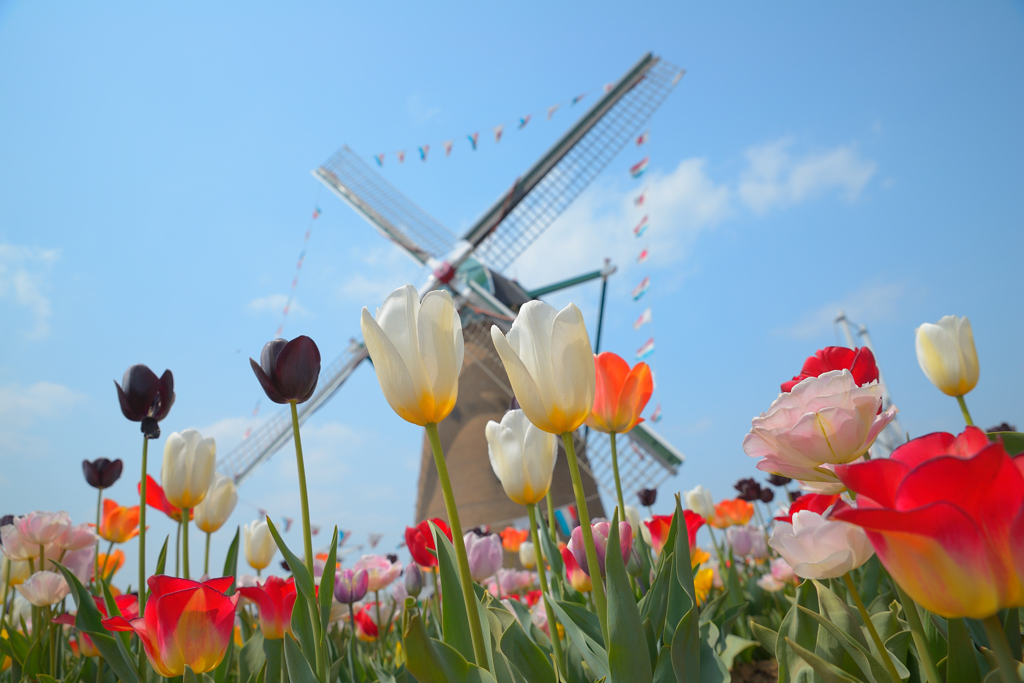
[218,53,686,530]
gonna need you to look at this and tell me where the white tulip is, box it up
[243,520,277,571]
[194,473,238,534]
[684,485,716,520]
[360,285,465,426]
[1,525,37,562]
[161,429,216,509]
[490,301,595,435]
[15,571,69,606]
[485,409,558,505]
[915,315,979,396]
[2,556,31,586]
[769,510,873,580]
[519,541,537,569]
[624,505,642,542]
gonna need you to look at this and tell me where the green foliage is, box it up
[606,508,654,682]
[430,520,475,664]
[401,600,498,683]
[222,527,241,593]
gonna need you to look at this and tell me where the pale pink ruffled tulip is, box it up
[16,511,70,545]
[16,570,69,606]
[768,510,873,580]
[354,554,403,592]
[56,522,98,551]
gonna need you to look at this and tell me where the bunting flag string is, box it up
[418,145,429,161]
[650,404,663,423]
[518,115,531,129]
[637,248,649,264]
[444,140,453,156]
[468,132,479,150]
[633,307,652,330]
[493,124,504,143]
[283,517,294,533]
[633,215,649,238]
[636,130,650,146]
[631,276,650,301]
[636,337,655,360]
[368,533,384,549]
[634,191,646,207]
[630,157,650,178]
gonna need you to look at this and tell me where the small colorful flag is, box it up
[637,248,649,264]
[243,427,252,440]
[636,337,655,360]
[547,104,560,119]
[374,154,385,166]
[468,132,479,150]
[312,207,320,219]
[311,525,321,536]
[418,145,429,161]
[258,508,268,519]
[554,509,571,536]
[633,307,652,330]
[633,215,649,238]
[630,157,650,178]
[650,404,662,422]
[397,150,406,164]
[636,130,649,146]
[443,140,453,156]
[634,192,646,207]
[494,124,504,143]
[368,533,383,549]
[283,517,294,532]
[632,276,650,301]
[518,115,531,129]
[571,93,587,106]
[603,83,613,93]
[338,529,353,547]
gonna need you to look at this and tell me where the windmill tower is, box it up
[218,53,686,530]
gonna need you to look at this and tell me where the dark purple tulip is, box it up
[334,568,369,604]
[767,474,792,487]
[115,365,174,439]
[637,488,657,507]
[759,488,775,504]
[83,458,123,490]
[734,477,764,503]
[250,337,321,404]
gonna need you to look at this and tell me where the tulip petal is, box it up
[362,306,424,425]
[375,285,431,395]
[250,358,288,404]
[916,323,966,396]
[548,303,596,432]
[834,459,908,509]
[417,290,462,422]
[275,336,321,403]
[590,352,631,432]
[617,362,653,432]
[491,325,555,433]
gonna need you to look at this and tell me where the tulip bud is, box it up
[403,563,423,597]
[915,315,980,397]
[82,458,123,490]
[161,429,217,510]
[243,520,277,571]
[250,336,321,405]
[567,521,632,578]
[684,486,715,519]
[518,541,536,569]
[485,409,558,505]
[114,364,174,439]
[464,532,503,582]
[625,547,642,578]
[194,473,238,534]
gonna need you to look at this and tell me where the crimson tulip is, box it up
[104,576,238,676]
[236,576,297,640]
[250,337,321,405]
[774,493,840,524]
[585,352,653,434]
[781,346,878,393]
[644,510,704,555]
[354,604,379,642]
[405,518,451,568]
[831,427,1024,618]
[115,365,174,439]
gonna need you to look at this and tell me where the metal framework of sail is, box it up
[219,52,685,498]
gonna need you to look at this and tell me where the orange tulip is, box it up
[98,499,141,544]
[585,352,653,434]
[97,550,126,580]
[708,499,754,529]
[500,527,530,553]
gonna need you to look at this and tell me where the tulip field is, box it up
[1,286,1022,683]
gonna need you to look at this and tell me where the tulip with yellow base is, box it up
[915,315,980,425]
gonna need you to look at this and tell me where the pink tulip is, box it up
[464,533,503,582]
[16,511,71,545]
[568,521,632,578]
[56,523,98,551]
[353,554,403,592]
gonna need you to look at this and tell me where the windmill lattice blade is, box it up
[469,56,682,273]
[218,341,370,485]
[315,146,458,264]
[584,426,681,505]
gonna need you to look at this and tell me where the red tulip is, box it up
[585,352,654,433]
[774,493,840,524]
[831,427,1024,618]
[138,475,192,523]
[405,518,452,568]
[103,576,238,676]
[781,346,878,393]
[561,546,592,593]
[354,604,379,642]
[236,576,298,640]
[644,511,704,555]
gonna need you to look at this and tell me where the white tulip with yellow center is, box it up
[194,473,238,534]
[243,520,277,572]
[485,409,558,506]
[360,284,464,426]
[490,301,595,435]
[915,315,979,397]
[161,429,216,509]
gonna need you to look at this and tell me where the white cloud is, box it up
[0,245,59,338]
[773,280,908,340]
[247,294,306,316]
[337,246,426,306]
[738,138,877,214]
[0,381,86,454]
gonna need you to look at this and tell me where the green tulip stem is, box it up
[204,532,211,576]
[94,487,103,588]
[425,421,491,672]
[347,602,358,683]
[843,574,901,683]
[956,395,975,427]
[983,614,1022,683]
[1,560,10,629]
[705,525,728,571]
[561,431,609,646]
[375,590,386,661]
[527,503,565,677]
[175,520,181,577]
[289,400,326,683]
[546,491,558,539]
[182,510,190,580]
[139,435,148,614]
[894,582,942,683]
[608,433,626,525]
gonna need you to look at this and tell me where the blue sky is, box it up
[1,2,1022,579]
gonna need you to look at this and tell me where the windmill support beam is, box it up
[527,261,617,298]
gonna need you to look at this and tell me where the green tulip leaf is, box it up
[239,632,266,683]
[495,607,556,683]
[283,634,318,683]
[672,495,696,608]
[638,548,672,640]
[155,534,170,578]
[558,600,604,646]
[537,516,563,576]
[265,518,315,600]
[289,588,317,667]
[784,637,863,683]
[262,637,283,683]
[429,521,475,664]
[653,646,675,683]
[606,507,654,683]
[213,637,234,683]
[184,664,200,683]
[749,620,778,658]
[401,601,498,683]
[669,607,701,683]
[776,579,819,683]
[318,526,339,644]
[1004,608,1023,662]
[549,600,610,680]
[721,635,759,671]
[222,527,240,594]
[799,605,907,683]
[946,618,981,683]
[989,431,1024,455]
